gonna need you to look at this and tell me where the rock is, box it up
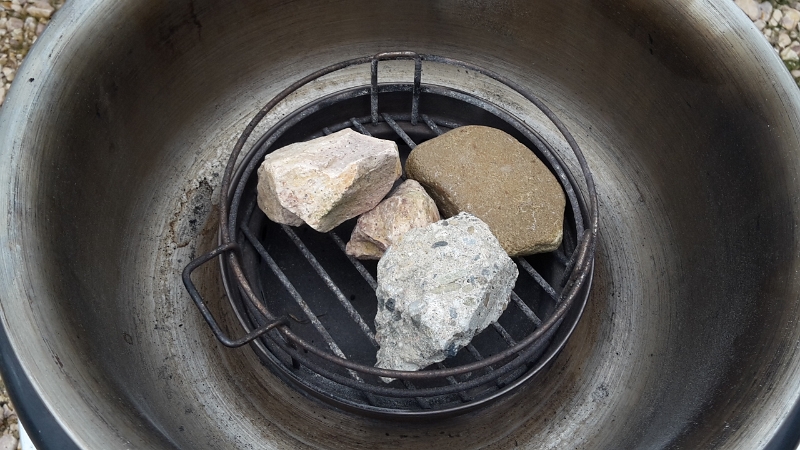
[346,179,440,260]
[781,46,799,61]
[374,212,518,378]
[4,17,22,31]
[1,67,13,82]
[791,70,800,78]
[0,87,5,106]
[1,404,14,420]
[23,17,36,32]
[26,1,54,19]
[256,128,401,232]
[736,0,761,21]
[761,1,774,20]
[755,19,766,30]
[782,8,800,30]
[406,125,565,256]
[0,434,16,450]
[779,32,792,48]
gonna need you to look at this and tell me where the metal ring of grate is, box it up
[183,52,599,418]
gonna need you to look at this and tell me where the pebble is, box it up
[0,0,64,107]
[26,1,54,19]
[406,125,566,256]
[374,212,518,378]
[761,1,774,19]
[781,46,799,61]
[346,179,440,260]
[736,1,800,85]
[0,434,16,450]
[779,31,792,47]
[256,128,401,232]
[782,7,800,29]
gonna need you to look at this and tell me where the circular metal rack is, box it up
[183,52,599,418]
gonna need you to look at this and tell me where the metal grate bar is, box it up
[516,258,559,301]
[422,114,443,136]
[402,380,432,409]
[382,113,417,148]
[326,231,440,409]
[350,118,372,136]
[466,344,503,388]
[436,362,471,402]
[281,225,379,347]
[322,127,333,135]
[561,246,579,286]
[328,232,379,291]
[511,291,542,327]
[554,248,570,266]
[240,226,363,381]
[492,322,517,346]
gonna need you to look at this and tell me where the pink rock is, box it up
[346,180,440,259]
[257,129,401,232]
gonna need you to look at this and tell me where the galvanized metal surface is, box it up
[1,0,800,448]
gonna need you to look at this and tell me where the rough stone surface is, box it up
[374,212,518,378]
[346,179,440,260]
[406,125,565,256]
[257,128,401,232]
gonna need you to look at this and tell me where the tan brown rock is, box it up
[405,125,565,256]
[346,179,440,259]
[257,128,401,232]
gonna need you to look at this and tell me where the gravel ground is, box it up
[0,0,63,107]
[736,0,800,82]
[0,1,792,448]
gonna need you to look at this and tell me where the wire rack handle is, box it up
[371,51,422,125]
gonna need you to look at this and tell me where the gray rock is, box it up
[374,212,518,379]
[256,128,401,232]
[346,179,440,260]
[406,125,565,256]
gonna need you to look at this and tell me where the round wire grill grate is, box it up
[183,52,598,418]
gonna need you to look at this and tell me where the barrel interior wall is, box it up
[2,0,800,448]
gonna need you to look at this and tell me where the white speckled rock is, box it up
[374,212,518,380]
[346,180,440,260]
[256,128,402,232]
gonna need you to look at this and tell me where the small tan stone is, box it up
[257,128,401,232]
[406,125,565,256]
[26,1,53,19]
[346,179,440,260]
